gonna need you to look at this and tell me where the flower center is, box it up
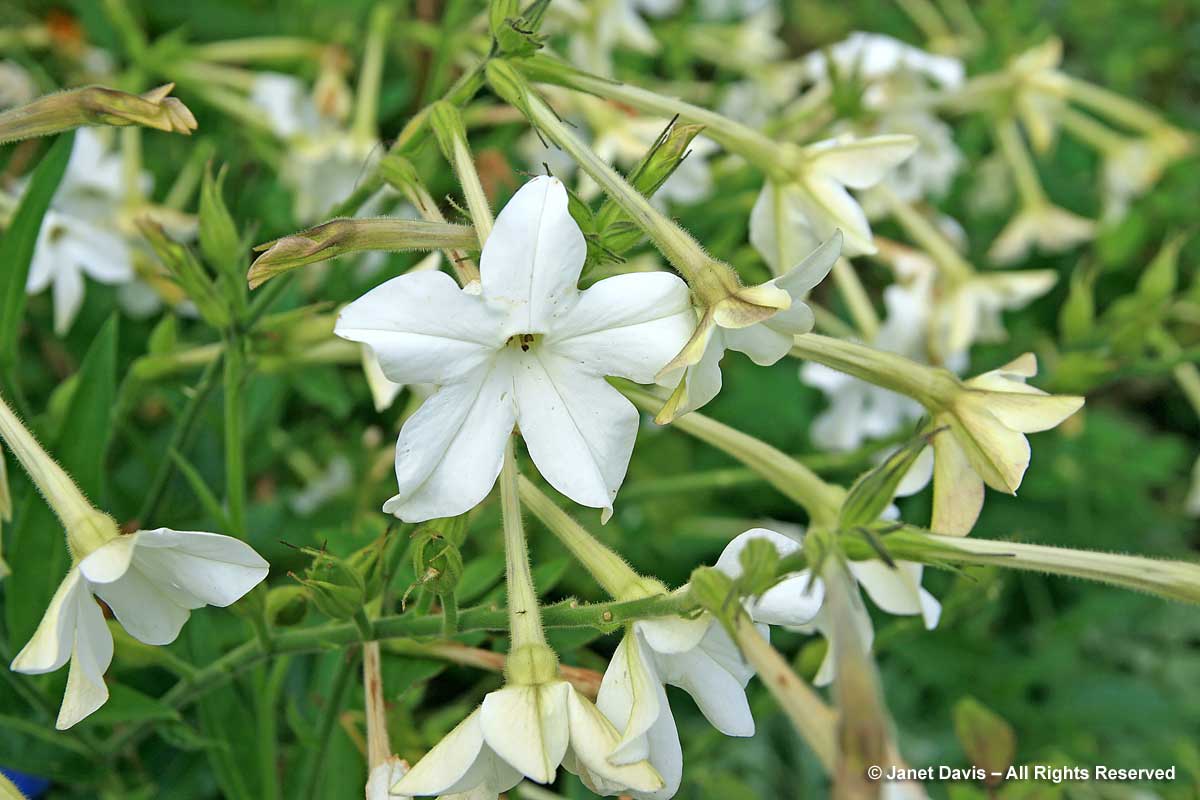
[505,333,542,353]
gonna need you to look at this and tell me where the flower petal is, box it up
[596,632,660,764]
[89,565,191,646]
[392,708,488,796]
[564,687,664,794]
[55,582,113,729]
[78,534,138,585]
[514,352,638,514]
[547,272,694,384]
[480,682,570,785]
[384,361,516,522]
[797,174,875,256]
[480,176,586,333]
[636,614,712,655]
[130,529,270,607]
[335,270,503,385]
[10,568,86,674]
[806,135,918,189]
[749,182,818,276]
[715,527,802,576]
[651,627,755,737]
[931,426,984,535]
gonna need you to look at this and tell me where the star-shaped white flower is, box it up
[25,128,141,334]
[10,528,269,729]
[335,176,695,522]
[392,680,663,799]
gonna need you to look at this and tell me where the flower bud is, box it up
[198,163,243,280]
[248,219,477,289]
[296,551,366,621]
[0,83,197,145]
[138,218,231,328]
[410,522,464,597]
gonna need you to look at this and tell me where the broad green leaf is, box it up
[0,131,74,364]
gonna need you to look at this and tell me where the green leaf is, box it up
[0,131,74,364]
[5,315,118,650]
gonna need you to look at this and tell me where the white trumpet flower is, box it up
[335,176,694,522]
[658,234,840,421]
[10,528,269,729]
[929,354,1084,534]
[392,680,663,799]
[728,527,940,686]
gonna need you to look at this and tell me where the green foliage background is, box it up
[0,0,1198,798]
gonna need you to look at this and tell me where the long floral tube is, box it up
[780,530,1200,605]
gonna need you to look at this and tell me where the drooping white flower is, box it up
[932,269,1059,359]
[750,135,916,271]
[658,234,840,421]
[335,176,695,522]
[24,128,141,334]
[392,680,663,799]
[10,528,269,729]
[928,353,1083,535]
[724,527,939,686]
[987,204,1095,265]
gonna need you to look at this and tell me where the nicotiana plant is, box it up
[0,1,1198,799]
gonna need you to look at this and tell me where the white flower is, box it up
[929,353,1083,535]
[558,0,678,76]
[725,528,939,686]
[750,135,916,270]
[335,176,694,522]
[933,269,1058,362]
[987,204,1095,265]
[859,111,964,217]
[392,680,663,799]
[10,528,269,729]
[248,72,379,223]
[802,278,931,451]
[250,72,324,140]
[800,31,965,100]
[1100,128,1193,221]
[25,128,141,334]
[659,234,840,421]
[1006,39,1069,154]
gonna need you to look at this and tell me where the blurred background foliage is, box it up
[1,0,1198,798]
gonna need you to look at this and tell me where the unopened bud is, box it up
[954,697,1016,783]
[248,219,477,289]
[0,83,197,146]
[296,551,365,621]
